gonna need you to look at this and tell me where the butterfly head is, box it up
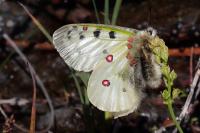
[138,27,164,51]
[146,27,157,37]
[133,28,163,62]
[139,30,167,65]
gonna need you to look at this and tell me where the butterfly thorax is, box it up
[126,31,153,66]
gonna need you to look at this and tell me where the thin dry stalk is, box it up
[28,63,37,133]
[0,103,28,132]
[3,33,54,133]
[0,98,29,106]
[173,58,200,133]
[178,69,200,122]
[195,58,200,99]
[189,47,194,83]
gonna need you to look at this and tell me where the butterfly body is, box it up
[53,24,163,118]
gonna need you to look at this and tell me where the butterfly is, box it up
[52,24,164,118]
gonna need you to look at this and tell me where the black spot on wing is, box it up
[93,30,100,38]
[80,35,85,40]
[109,31,115,39]
[68,36,71,39]
[67,30,72,35]
[103,49,108,54]
[123,88,126,92]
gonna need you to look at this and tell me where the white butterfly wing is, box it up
[53,24,142,116]
[87,44,142,112]
[52,24,136,72]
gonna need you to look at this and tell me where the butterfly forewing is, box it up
[53,24,136,72]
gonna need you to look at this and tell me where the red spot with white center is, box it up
[127,44,132,49]
[102,80,110,87]
[83,26,88,31]
[106,55,113,62]
[127,37,134,43]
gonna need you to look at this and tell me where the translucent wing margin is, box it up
[52,24,136,72]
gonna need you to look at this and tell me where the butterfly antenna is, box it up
[147,0,152,27]
[146,0,158,37]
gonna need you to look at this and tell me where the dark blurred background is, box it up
[0,0,200,133]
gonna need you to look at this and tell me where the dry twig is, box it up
[172,59,200,133]
[2,33,54,133]
[0,97,29,106]
[28,63,37,133]
[189,47,194,83]
[178,61,200,122]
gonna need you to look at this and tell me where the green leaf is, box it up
[159,43,168,63]
[162,90,170,101]
[92,0,100,23]
[172,88,186,99]
[71,72,84,104]
[76,72,91,87]
[161,65,170,77]
[83,87,90,105]
[172,88,181,100]
[105,112,113,120]
[149,37,168,63]
[104,0,110,24]
[170,70,177,81]
[111,0,122,25]
[163,77,168,87]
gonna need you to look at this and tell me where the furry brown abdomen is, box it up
[140,44,162,89]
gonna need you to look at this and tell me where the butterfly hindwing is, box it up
[53,24,136,72]
[87,44,142,112]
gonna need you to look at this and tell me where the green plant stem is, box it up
[92,0,100,23]
[104,0,110,24]
[161,65,184,133]
[71,72,84,104]
[111,0,123,25]
[167,102,184,133]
